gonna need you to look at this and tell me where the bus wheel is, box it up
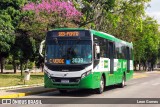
[96,76,104,94]
[59,89,67,94]
[119,76,125,88]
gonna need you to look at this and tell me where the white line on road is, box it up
[152,83,160,86]
[128,82,137,85]
[146,71,157,73]
[141,82,148,85]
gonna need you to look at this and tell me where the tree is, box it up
[133,17,160,71]
[21,0,82,38]
[18,0,82,72]
[0,12,15,73]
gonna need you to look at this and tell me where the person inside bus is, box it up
[66,47,77,59]
[82,49,92,63]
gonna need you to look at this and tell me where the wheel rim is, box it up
[100,77,104,92]
[122,78,125,86]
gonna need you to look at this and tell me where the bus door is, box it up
[126,47,130,71]
[108,42,115,85]
[126,47,130,80]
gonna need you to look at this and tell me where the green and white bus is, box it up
[39,28,134,94]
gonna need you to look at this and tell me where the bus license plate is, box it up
[61,80,69,83]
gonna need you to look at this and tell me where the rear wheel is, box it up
[119,76,125,88]
[96,76,105,94]
[59,89,67,94]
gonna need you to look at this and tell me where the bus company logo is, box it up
[123,62,127,68]
[104,60,108,68]
[63,73,68,77]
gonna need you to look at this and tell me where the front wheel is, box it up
[96,76,105,94]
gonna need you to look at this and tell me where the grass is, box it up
[0,72,44,87]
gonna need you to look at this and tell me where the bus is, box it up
[39,28,134,94]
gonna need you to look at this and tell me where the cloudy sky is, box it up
[146,0,160,24]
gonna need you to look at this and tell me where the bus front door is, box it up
[108,42,115,85]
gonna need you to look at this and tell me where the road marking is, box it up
[145,71,160,74]
[129,82,137,85]
[141,82,148,85]
[133,74,148,79]
[146,72,154,73]
[152,83,160,86]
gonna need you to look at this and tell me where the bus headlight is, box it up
[81,70,91,79]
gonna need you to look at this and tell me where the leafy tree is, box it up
[21,0,82,38]
[0,12,15,73]
[134,17,160,71]
[17,0,82,72]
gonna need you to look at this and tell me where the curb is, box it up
[0,84,44,90]
[0,89,56,98]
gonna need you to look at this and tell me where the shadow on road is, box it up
[36,85,121,97]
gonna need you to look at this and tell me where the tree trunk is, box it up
[13,59,17,73]
[145,61,148,71]
[134,61,137,71]
[41,63,44,72]
[139,64,141,71]
[20,62,23,76]
[134,64,137,71]
[0,57,4,73]
[151,63,154,71]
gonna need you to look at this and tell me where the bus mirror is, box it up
[39,40,45,57]
[95,43,100,59]
[96,45,100,54]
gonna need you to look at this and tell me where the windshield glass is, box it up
[46,40,92,65]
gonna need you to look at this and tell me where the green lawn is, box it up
[0,72,44,87]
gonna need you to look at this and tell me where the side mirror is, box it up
[96,45,100,54]
[95,43,100,59]
[39,40,45,57]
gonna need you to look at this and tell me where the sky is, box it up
[146,0,160,24]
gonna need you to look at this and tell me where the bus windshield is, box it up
[46,40,92,65]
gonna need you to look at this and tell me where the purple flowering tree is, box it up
[22,0,82,30]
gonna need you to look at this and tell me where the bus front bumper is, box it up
[44,72,101,89]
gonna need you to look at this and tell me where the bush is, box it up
[5,64,13,70]
[28,62,34,69]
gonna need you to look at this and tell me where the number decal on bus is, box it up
[72,58,83,64]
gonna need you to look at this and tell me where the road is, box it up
[1,71,160,107]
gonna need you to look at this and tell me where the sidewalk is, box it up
[0,86,55,98]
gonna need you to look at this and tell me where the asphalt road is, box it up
[1,71,160,107]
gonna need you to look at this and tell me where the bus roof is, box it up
[90,29,133,47]
[49,28,86,31]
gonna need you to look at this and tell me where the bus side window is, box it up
[99,38,107,58]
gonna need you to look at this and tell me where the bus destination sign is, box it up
[58,31,79,37]
[47,30,91,39]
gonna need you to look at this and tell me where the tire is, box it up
[96,76,105,94]
[59,89,67,94]
[119,76,125,88]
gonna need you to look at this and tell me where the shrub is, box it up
[5,64,13,70]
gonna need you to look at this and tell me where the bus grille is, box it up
[51,77,81,83]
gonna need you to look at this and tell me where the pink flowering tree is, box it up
[23,0,82,20]
[21,0,82,34]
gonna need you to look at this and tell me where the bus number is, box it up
[72,58,83,64]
